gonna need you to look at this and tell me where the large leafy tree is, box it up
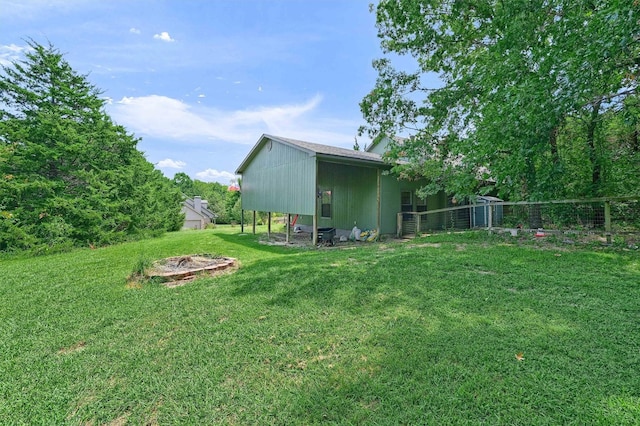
[0,41,183,252]
[361,0,639,201]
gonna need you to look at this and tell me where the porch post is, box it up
[267,212,271,239]
[313,159,319,245]
[286,213,291,243]
[313,214,318,245]
[376,169,381,240]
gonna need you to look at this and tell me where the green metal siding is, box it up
[367,136,392,155]
[379,175,447,234]
[379,174,402,234]
[316,162,379,231]
[239,135,449,235]
[241,139,316,214]
[296,162,448,235]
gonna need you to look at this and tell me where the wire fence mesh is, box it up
[398,197,640,238]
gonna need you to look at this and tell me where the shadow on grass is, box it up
[223,241,640,424]
[6,230,638,424]
[213,231,306,255]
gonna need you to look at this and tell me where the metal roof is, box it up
[236,134,387,174]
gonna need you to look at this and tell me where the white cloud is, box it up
[153,31,175,42]
[195,169,237,183]
[198,94,205,98]
[109,93,358,147]
[157,158,186,169]
[0,43,26,66]
[129,27,141,34]
[113,95,222,139]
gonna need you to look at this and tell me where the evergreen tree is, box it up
[0,40,183,252]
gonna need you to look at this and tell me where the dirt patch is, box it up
[258,231,315,247]
[58,341,86,355]
[105,413,130,426]
[146,254,238,287]
[407,243,442,249]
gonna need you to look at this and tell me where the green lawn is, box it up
[1,228,639,425]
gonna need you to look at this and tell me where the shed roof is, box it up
[235,134,387,174]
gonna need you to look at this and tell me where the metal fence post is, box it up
[604,200,612,244]
[487,203,493,232]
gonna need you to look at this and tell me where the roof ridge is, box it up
[267,134,383,160]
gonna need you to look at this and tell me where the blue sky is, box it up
[0,0,392,184]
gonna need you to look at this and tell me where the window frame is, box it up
[320,189,332,219]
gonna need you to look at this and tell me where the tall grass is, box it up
[1,227,639,424]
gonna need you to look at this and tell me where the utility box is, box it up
[471,196,503,228]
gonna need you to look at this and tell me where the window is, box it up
[401,191,413,212]
[416,195,427,212]
[321,190,332,218]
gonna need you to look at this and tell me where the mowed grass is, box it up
[1,227,639,425]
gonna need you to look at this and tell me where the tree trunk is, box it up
[549,125,559,163]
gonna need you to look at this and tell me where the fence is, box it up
[397,197,640,240]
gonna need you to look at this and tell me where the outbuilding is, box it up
[235,134,447,243]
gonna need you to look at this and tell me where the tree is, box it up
[0,40,183,252]
[361,0,640,201]
[172,172,195,195]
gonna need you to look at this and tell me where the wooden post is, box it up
[286,213,291,243]
[240,209,244,233]
[267,212,271,239]
[397,212,402,238]
[313,160,319,245]
[313,214,318,245]
[252,211,256,234]
[376,169,381,240]
[416,213,421,238]
[604,200,612,244]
